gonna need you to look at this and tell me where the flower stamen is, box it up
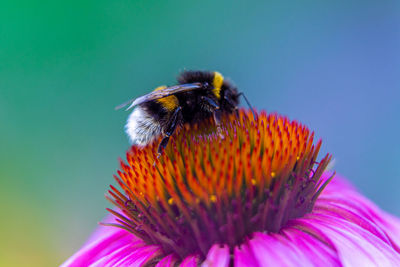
[105,109,333,261]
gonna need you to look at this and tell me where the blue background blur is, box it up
[1,1,399,266]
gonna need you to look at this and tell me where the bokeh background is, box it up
[1,1,399,266]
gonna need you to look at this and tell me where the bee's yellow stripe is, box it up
[154,86,179,111]
[212,72,224,99]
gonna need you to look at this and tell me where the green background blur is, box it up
[1,1,399,266]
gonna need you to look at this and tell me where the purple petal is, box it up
[201,244,230,267]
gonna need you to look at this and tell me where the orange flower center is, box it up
[105,110,333,261]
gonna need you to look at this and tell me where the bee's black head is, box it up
[177,70,240,111]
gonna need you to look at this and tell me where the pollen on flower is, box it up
[104,109,334,262]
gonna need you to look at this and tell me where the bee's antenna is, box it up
[238,92,256,119]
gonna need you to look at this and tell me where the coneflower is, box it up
[62,110,400,266]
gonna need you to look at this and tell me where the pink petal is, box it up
[377,212,400,252]
[180,255,199,267]
[304,212,400,266]
[61,224,161,266]
[109,245,160,266]
[231,174,400,266]
[61,226,129,267]
[243,230,339,267]
[281,228,340,266]
[83,215,120,245]
[320,173,356,195]
[317,174,400,252]
[89,243,138,266]
[233,243,259,267]
[201,244,230,267]
[63,174,400,266]
[315,199,392,245]
[248,233,313,266]
[90,243,160,266]
[156,254,178,267]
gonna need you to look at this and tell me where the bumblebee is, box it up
[117,70,253,154]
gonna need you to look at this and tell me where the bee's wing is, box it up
[115,83,203,110]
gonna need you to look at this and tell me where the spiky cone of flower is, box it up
[62,110,400,266]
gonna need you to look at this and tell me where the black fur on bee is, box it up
[117,70,253,155]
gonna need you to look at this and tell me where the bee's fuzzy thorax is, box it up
[125,107,161,145]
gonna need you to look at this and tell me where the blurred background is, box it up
[1,0,399,266]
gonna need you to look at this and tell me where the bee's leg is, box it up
[157,106,182,156]
[234,108,240,117]
[157,137,170,156]
[201,96,219,110]
[224,95,239,117]
[201,96,224,139]
[224,95,236,108]
[213,109,225,139]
